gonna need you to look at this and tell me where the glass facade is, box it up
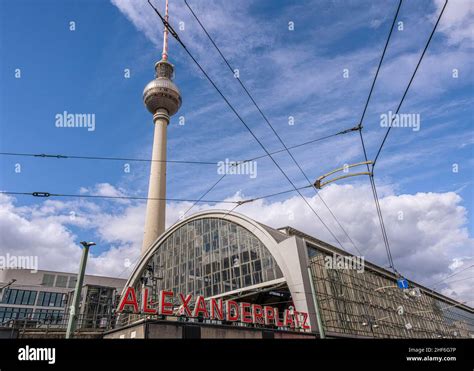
[308,249,474,338]
[32,309,63,322]
[1,289,37,306]
[136,217,283,302]
[0,306,65,325]
[37,291,67,307]
[1,289,66,308]
[0,307,34,323]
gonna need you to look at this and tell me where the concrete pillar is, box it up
[276,236,318,333]
[141,109,169,256]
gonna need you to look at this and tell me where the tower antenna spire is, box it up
[162,0,169,61]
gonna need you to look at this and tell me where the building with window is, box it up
[108,210,474,339]
[0,268,126,335]
[1,211,471,339]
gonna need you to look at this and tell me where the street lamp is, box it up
[66,241,96,339]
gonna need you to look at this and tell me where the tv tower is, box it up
[141,0,182,255]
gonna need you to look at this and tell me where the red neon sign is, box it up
[118,287,310,330]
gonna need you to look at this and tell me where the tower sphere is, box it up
[143,59,182,116]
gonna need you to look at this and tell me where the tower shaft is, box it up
[141,0,181,256]
[141,109,169,255]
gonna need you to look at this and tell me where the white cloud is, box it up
[110,0,273,71]
[0,194,82,273]
[108,0,473,186]
[1,182,472,302]
[439,257,474,303]
[434,0,474,46]
[1,1,471,307]
[95,204,145,245]
[79,182,127,198]
[0,192,141,278]
[151,184,474,303]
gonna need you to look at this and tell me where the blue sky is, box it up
[0,0,473,302]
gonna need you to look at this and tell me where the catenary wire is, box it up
[357,0,403,274]
[1,128,344,225]
[430,264,474,289]
[0,191,238,204]
[0,126,356,166]
[0,152,217,165]
[0,184,316,206]
[435,276,474,285]
[147,0,348,252]
[372,0,448,167]
[149,125,358,224]
[185,0,362,256]
[357,0,448,275]
[369,0,447,272]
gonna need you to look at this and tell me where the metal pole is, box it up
[66,242,92,338]
[307,266,325,339]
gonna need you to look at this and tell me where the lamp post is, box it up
[66,241,95,339]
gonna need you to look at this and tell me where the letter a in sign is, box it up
[119,287,139,313]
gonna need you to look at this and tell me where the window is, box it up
[252,260,262,272]
[244,275,252,286]
[135,217,283,299]
[55,275,68,288]
[20,291,30,305]
[242,251,250,263]
[41,274,55,287]
[68,277,77,289]
[14,290,23,305]
[50,293,58,307]
[8,289,18,304]
[1,290,10,304]
[36,291,65,307]
[307,245,319,259]
[0,306,33,323]
[44,292,51,306]
[253,272,262,284]
[1,289,37,306]
[38,292,44,306]
[28,291,37,306]
[33,309,64,323]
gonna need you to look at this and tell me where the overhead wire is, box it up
[429,264,474,289]
[357,0,403,274]
[0,184,317,205]
[0,152,216,165]
[372,0,448,167]
[147,0,349,252]
[184,0,362,256]
[0,191,237,204]
[175,127,358,220]
[0,126,356,166]
[2,2,452,287]
[355,0,447,274]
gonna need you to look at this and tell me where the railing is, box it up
[1,313,116,334]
